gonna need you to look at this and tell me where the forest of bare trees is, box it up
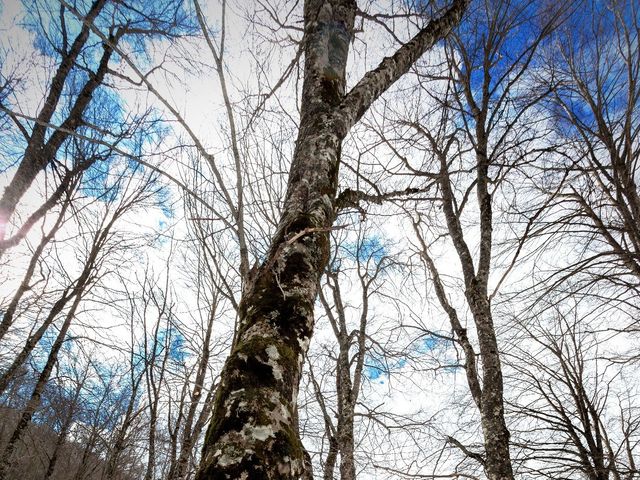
[0,0,638,479]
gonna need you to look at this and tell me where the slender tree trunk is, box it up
[103,406,137,480]
[170,386,216,480]
[0,288,75,394]
[323,436,339,480]
[415,131,514,479]
[0,290,81,480]
[336,339,356,480]
[168,307,217,480]
[0,195,70,342]
[73,427,100,480]
[470,121,514,480]
[469,298,513,480]
[0,226,102,394]
[44,384,83,480]
[104,333,145,480]
[43,418,71,480]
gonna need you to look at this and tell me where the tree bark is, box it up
[437,141,514,480]
[195,1,468,478]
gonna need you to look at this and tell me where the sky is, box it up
[1,0,639,479]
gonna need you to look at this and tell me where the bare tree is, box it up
[0,0,187,250]
[534,0,640,343]
[195,0,469,477]
[366,1,568,478]
[5,2,638,480]
[0,163,162,479]
[509,301,640,480]
[304,225,394,480]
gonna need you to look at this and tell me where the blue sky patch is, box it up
[342,235,387,265]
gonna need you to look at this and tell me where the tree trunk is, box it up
[195,1,468,478]
[0,290,81,480]
[469,297,513,480]
[336,340,356,480]
[168,307,217,480]
[196,3,355,477]
[43,382,83,480]
[0,195,70,342]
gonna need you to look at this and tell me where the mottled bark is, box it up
[468,295,513,480]
[196,2,355,475]
[405,3,553,471]
[410,114,514,478]
[462,80,514,480]
[336,362,356,480]
[195,1,467,478]
[434,134,514,480]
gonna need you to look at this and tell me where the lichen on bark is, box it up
[195,1,468,478]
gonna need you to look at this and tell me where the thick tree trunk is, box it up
[196,4,354,477]
[195,1,468,478]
